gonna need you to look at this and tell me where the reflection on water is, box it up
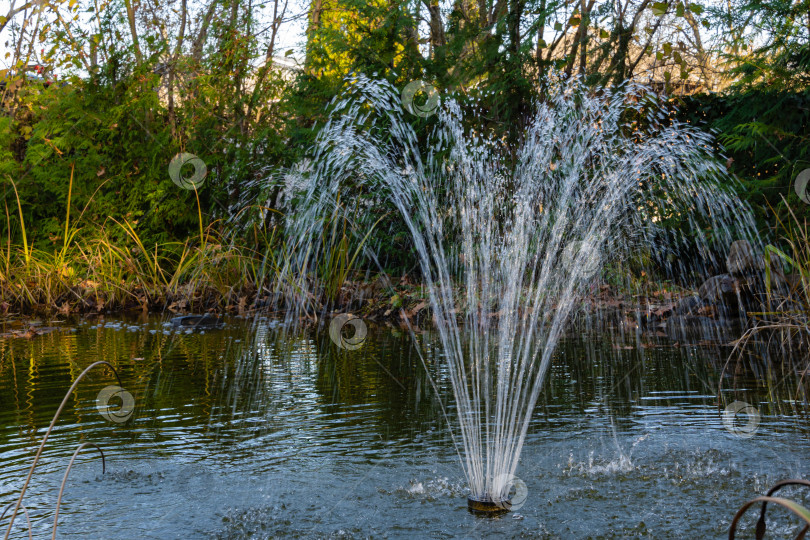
[0,315,808,538]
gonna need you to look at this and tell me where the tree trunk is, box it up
[425,0,446,54]
[305,0,324,69]
[535,0,547,77]
[579,0,587,75]
[564,0,595,77]
[168,0,187,140]
[124,0,143,64]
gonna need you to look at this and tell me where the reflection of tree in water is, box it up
[0,315,259,454]
[720,340,810,424]
[531,325,810,436]
[312,325,450,440]
[2,317,808,468]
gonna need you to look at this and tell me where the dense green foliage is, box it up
[0,0,808,305]
[680,89,810,234]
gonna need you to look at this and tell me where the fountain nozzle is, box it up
[467,495,511,515]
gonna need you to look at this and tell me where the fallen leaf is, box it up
[654,303,675,317]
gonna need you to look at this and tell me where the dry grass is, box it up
[722,200,810,410]
[0,169,288,315]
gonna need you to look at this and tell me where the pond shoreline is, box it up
[0,277,751,349]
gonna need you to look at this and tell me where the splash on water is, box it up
[391,477,467,500]
[564,451,635,477]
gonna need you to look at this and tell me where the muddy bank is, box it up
[4,238,789,348]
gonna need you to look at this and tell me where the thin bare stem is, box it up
[0,503,32,540]
[3,361,122,540]
[52,442,106,539]
[729,496,810,540]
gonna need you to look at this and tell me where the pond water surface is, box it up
[0,315,808,538]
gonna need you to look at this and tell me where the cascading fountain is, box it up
[279,74,758,512]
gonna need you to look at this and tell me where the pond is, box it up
[0,315,808,538]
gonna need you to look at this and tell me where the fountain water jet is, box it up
[278,74,758,510]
